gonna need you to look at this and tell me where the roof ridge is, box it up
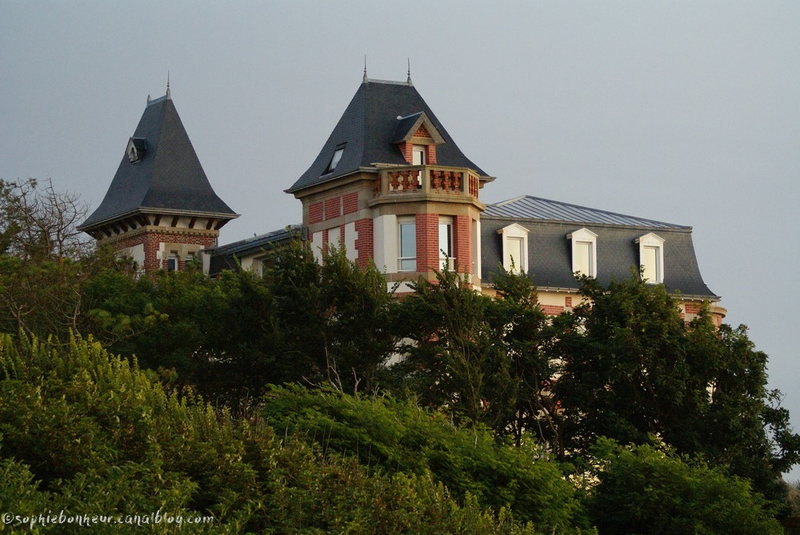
[364,78,411,86]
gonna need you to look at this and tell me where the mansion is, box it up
[79,76,725,325]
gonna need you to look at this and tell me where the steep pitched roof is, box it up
[481,196,717,299]
[287,79,490,193]
[79,94,237,230]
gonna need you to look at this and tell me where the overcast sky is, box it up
[2,1,798,479]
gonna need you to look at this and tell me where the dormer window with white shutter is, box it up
[567,228,597,278]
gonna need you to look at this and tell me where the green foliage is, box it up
[586,438,783,535]
[552,274,799,505]
[392,268,516,430]
[0,333,546,533]
[491,269,560,450]
[261,383,586,532]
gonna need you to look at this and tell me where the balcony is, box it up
[370,165,482,205]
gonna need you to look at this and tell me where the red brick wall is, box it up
[398,142,413,164]
[416,213,439,272]
[454,215,472,274]
[426,144,437,165]
[540,304,565,316]
[685,302,702,314]
[309,202,323,224]
[324,197,341,220]
[565,296,573,308]
[343,192,359,215]
[354,218,374,269]
[413,124,431,138]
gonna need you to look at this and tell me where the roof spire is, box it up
[407,58,413,86]
[166,71,171,99]
[363,55,368,83]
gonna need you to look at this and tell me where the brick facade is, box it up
[309,202,324,224]
[324,197,341,220]
[343,192,359,215]
[354,218,374,269]
[416,213,439,272]
[454,215,472,274]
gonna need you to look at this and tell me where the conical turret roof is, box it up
[80,94,237,230]
[287,79,491,193]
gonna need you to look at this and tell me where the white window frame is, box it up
[412,145,427,165]
[438,216,454,270]
[635,233,665,284]
[497,223,529,273]
[398,217,417,272]
[567,228,598,278]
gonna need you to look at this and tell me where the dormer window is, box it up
[126,137,147,164]
[497,223,529,273]
[325,144,346,174]
[567,228,598,278]
[636,233,665,284]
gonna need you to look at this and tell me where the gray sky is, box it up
[2,1,798,479]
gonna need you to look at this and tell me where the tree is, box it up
[552,273,800,505]
[491,269,560,449]
[391,268,516,430]
[0,178,91,262]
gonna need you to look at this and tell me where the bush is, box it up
[0,333,548,534]
[586,437,782,535]
[261,384,587,532]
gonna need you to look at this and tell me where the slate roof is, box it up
[287,79,490,193]
[208,225,304,277]
[79,95,237,230]
[481,197,717,299]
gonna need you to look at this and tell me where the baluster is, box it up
[390,172,400,192]
[433,170,443,191]
[453,172,461,194]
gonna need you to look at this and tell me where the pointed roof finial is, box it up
[407,58,413,86]
[363,55,368,83]
[166,71,172,99]
[147,94,151,104]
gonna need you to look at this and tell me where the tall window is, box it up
[439,217,453,270]
[412,145,426,165]
[508,236,524,272]
[497,223,529,273]
[641,245,660,282]
[636,233,665,284]
[398,219,416,271]
[167,252,179,272]
[567,228,597,278]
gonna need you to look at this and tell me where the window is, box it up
[635,233,665,283]
[439,217,453,270]
[398,218,416,271]
[567,228,598,277]
[497,223,529,273]
[325,144,345,173]
[167,252,179,271]
[412,145,426,165]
